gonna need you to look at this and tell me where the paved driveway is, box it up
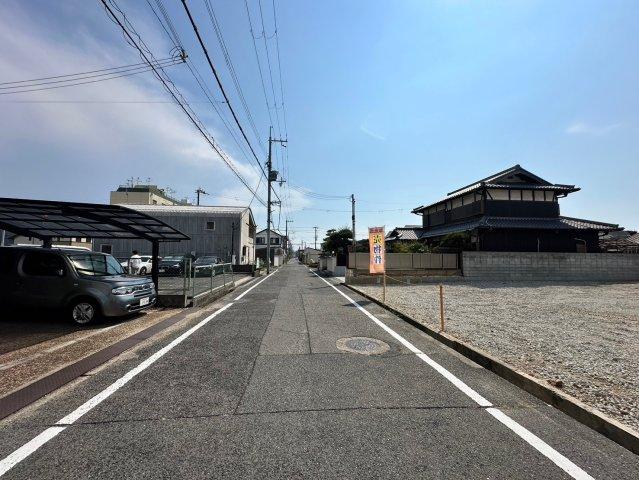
[0,261,637,479]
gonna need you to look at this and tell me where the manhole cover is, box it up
[336,337,390,356]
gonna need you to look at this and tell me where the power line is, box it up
[0,57,176,86]
[257,0,281,138]
[100,0,266,207]
[0,58,183,95]
[203,0,265,154]
[243,0,273,128]
[180,0,267,180]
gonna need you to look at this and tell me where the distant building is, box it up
[93,205,256,264]
[386,225,423,245]
[110,184,186,206]
[410,165,620,252]
[299,247,321,265]
[2,231,92,249]
[255,229,288,266]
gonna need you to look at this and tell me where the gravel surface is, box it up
[356,280,639,431]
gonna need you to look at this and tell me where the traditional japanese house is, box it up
[411,165,620,252]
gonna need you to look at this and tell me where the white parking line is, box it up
[0,303,233,477]
[309,269,594,480]
[0,268,280,477]
[0,325,120,371]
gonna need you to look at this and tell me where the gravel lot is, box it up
[356,280,639,431]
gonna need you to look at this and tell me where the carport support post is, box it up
[151,241,159,292]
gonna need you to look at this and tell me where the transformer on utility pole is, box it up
[195,187,208,206]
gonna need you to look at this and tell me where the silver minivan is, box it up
[0,246,156,325]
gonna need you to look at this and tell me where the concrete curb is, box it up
[344,283,639,456]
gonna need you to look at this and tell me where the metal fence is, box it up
[348,252,459,270]
[157,260,248,300]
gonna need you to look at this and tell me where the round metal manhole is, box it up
[336,337,390,356]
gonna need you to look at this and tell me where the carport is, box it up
[0,197,190,290]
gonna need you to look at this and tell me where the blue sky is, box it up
[1,0,637,248]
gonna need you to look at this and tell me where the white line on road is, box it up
[309,269,594,480]
[0,267,280,477]
[0,304,233,477]
[0,325,120,371]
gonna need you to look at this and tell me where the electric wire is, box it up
[100,0,267,207]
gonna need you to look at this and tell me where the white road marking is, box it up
[0,303,231,476]
[234,268,277,300]
[0,267,281,477]
[309,269,594,480]
[0,427,66,477]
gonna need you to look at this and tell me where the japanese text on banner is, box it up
[368,226,385,274]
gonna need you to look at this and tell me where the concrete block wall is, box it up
[462,252,639,281]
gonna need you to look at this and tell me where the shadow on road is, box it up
[0,308,143,355]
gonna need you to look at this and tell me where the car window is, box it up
[22,252,66,277]
[0,250,18,274]
[69,253,123,276]
[141,257,151,262]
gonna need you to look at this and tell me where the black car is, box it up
[192,255,223,277]
[157,255,190,276]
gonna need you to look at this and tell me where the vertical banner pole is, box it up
[439,284,445,331]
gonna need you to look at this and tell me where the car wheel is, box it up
[69,298,99,325]
[139,267,147,275]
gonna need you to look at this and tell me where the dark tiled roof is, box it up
[412,165,579,213]
[386,227,423,241]
[419,216,619,239]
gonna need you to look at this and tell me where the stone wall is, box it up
[462,252,639,281]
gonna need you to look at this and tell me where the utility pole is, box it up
[351,194,356,252]
[266,127,286,274]
[195,187,208,206]
[314,226,318,250]
[285,219,293,259]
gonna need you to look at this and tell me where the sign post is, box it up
[368,226,386,302]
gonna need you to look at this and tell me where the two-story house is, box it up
[255,229,288,266]
[410,165,619,252]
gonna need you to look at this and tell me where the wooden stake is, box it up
[439,284,445,332]
[383,272,387,303]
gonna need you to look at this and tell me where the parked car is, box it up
[120,255,153,275]
[192,255,223,276]
[158,255,190,276]
[0,246,156,325]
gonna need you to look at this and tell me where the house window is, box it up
[271,237,280,245]
[256,237,265,245]
[488,189,509,200]
[100,244,113,254]
[206,221,215,230]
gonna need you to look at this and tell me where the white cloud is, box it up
[360,124,387,141]
[0,1,263,207]
[565,121,621,136]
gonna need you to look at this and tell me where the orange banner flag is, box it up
[368,226,385,274]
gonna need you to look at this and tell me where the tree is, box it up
[389,241,426,253]
[321,228,353,255]
[432,232,472,252]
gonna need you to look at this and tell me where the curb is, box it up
[344,283,639,456]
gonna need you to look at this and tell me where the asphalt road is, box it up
[0,261,637,479]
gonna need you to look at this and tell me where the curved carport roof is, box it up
[0,197,190,288]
